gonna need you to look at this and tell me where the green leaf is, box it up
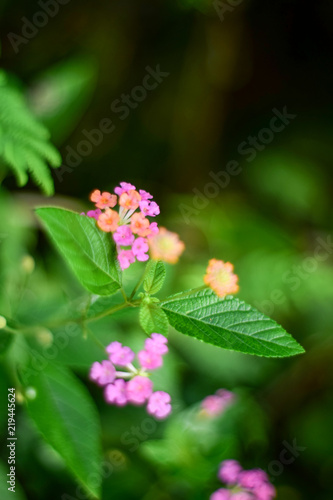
[140,440,176,467]
[0,460,27,499]
[36,207,121,296]
[20,362,102,499]
[139,301,169,336]
[143,260,166,295]
[0,330,13,354]
[29,56,98,145]
[161,288,304,358]
[0,70,61,195]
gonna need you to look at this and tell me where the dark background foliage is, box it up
[0,0,332,499]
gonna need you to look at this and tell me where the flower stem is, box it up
[2,294,142,339]
[85,301,132,324]
[2,325,18,335]
[84,326,106,351]
[129,265,150,300]
[115,371,133,379]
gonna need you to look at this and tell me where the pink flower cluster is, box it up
[89,333,171,419]
[201,389,235,417]
[85,182,160,270]
[211,460,276,500]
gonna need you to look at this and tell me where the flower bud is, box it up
[21,255,35,274]
[0,315,7,329]
[35,328,53,347]
[25,387,37,400]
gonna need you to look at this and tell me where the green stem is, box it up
[83,294,93,315]
[129,266,150,301]
[1,295,142,338]
[2,326,18,335]
[84,300,133,324]
[12,271,31,315]
[4,359,23,393]
[84,326,107,351]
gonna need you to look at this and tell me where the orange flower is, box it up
[90,189,117,209]
[148,227,185,264]
[130,212,151,237]
[204,259,239,298]
[119,190,141,211]
[97,209,120,232]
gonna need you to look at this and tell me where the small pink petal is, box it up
[138,350,163,370]
[104,379,128,406]
[126,376,153,405]
[147,391,172,419]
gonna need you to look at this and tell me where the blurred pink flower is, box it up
[89,360,116,386]
[204,259,239,298]
[148,227,185,264]
[127,376,153,404]
[104,379,128,406]
[138,350,163,370]
[201,389,235,417]
[106,341,135,366]
[147,391,172,419]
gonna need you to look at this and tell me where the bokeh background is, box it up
[0,0,333,499]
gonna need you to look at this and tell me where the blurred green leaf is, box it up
[20,362,102,499]
[46,323,106,369]
[0,70,61,195]
[141,403,236,486]
[247,152,326,220]
[143,260,166,295]
[0,329,13,354]
[140,440,177,467]
[162,288,304,357]
[28,57,98,144]
[36,208,122,296]
[139,301,169,336]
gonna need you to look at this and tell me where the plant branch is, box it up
[84,299,140,324]
[129,266,150,301]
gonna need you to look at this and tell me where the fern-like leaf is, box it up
[0,70,62,195]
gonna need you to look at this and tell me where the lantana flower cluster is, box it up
[211,460,276,500]
[200,389,235,417]
[89,333,172,420]
[87,182,160,270]
[204,259,239,298]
